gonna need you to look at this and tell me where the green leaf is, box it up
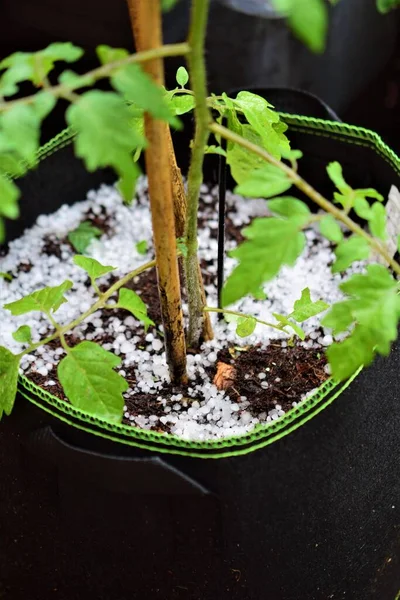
[0,346,20,418]
[176,237,188,257]
[327,166,383,216]
[204,144,227,157]
[176,66,189,87]
[272,313,305,339]
[58,341,128,423]
[135,240,148,255]
[162,0,180,11]
[252,288,267,301]
[168,94,195,116]
[58,70,95,87]
[96,45,128,65]
[1,104,41,162]
[0,272,12,281]
[41,42,84,63]
[0,174,20,221]
[225,113,271,184]
[353,195,372,220]
[273,0,328,53]
[4,280,73,315]
[66,91,144,202]
[281,148,303,161]
[128,107,146,161]
[0,152,27,177]
[324,264,400,379]
[111,64,180,127]
[356,188,384,202]
[73,255,116,286]
[321,302,353,336]
[326,161,351,194]
[290,288,329,322]
[368,202,387,240]
[267,196,310,218]
[319,214,343,243]
[68,221,102,253]
[234,165,292,198]
[0,53,34,96]
[116,288,154,331]
[223,93,291,184]
[272,0,328,53]
[376,0,400,13]
[233,92,291,159]
[236,316,257,337]
[332,236,371,273]
[333,191,354,212]
[0,43,83,95]
[222,216,306,306]
[12,325,32,344]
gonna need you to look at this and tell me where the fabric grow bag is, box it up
[1,111,400,600]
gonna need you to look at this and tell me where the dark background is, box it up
[1,0,400,150]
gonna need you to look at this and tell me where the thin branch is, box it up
[18,258,156,358]
[203,307,289,334]
[210,121,400,277]
[185,0,212,348]
[0,43,189,113]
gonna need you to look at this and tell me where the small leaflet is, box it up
[374,185,400,265]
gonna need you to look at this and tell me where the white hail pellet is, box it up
[0,178,365,441]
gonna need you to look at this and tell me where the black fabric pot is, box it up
[0,0,397,114]
[1,97,400,599]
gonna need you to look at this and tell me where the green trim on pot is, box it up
[281,113,400,175]
[18,369,360,458]
[10,114,400,457]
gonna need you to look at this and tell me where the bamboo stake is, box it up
[127,0,213,344]
[127,0,187,383]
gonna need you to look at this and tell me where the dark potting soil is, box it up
[215,344,327,414]
[3,182,335,438]
[41,206,112,259]
[28,299,327,434]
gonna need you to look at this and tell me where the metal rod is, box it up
[217,126,228,314]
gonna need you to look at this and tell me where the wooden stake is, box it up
[127,0,213,344]
[127,0,187,383]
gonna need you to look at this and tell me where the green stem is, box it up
[0,43,189,114]
[203,307,288,334]
[185,0,211,348]
[210,121,400,277]
[17,258,156,358]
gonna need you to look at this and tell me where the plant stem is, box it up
[185,0,211,348]
[210,121,400,277]
[0,43,189,114]
[127,0,188,383]
[18,259,156,359]
[168,132,214,342]
[203,307,288,333]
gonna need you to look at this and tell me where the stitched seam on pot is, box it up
[281,112,398,150]
[279,114,400,174]
[19,373,335,446]
[36,128,75,162]
[18,371,359,458]
[19,372,356,451]
[286,126,400,176]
